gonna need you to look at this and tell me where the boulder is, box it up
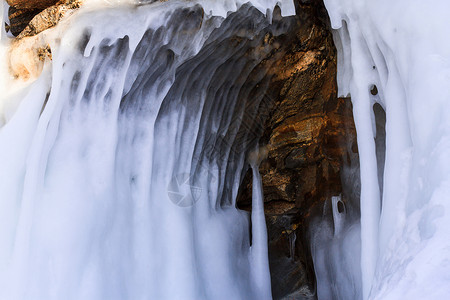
[16,1,81,38]
[7,6,42,36]
[7,0,81,37]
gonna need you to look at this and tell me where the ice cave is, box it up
[0,0,449,299]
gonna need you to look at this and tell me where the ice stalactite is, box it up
[0,1,296,299]
[322,0,450,299]
[249,146,271,300]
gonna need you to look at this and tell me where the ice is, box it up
[248,146,271,300]
[321,0,450,299]
[0,1,295,299]
[3,0,449,299]
[311,194,362,300]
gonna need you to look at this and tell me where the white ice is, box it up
[321,0,450,299]
[0,1,295,299]
[5,0,450,299]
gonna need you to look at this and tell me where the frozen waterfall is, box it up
[0,1,295,299]
[1,0,450,299]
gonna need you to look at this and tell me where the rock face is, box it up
[237,1,359,299]
[15,0,82,38]
[7,0,82,80]
[7,6,43,36]
[6,0,59,10]
[7,0,81,37]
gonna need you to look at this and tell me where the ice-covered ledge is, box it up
[3,0,295,80]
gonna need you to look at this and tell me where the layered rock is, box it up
[7,0,82,38]
[15,0,82,38]
[6,0,62,37]
[7,6,43,36]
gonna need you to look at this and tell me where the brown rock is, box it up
[8,6,42,36]
[7,0,82,37]
[17,1,81,38]
[6,0,59,10]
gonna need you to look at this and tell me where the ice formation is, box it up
[2,0,450,299]
[320,0,450,299]
[0,1,295,299]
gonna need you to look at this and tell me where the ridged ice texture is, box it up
[0,2,295,299]
[320,0,450,299]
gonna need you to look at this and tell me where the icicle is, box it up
[249,146,271,300]
[288,231,296,260]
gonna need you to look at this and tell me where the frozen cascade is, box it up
[3,0,450,299]
[313,0,450,299]
[0,1,297,299]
